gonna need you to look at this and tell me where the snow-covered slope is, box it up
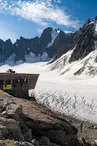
[49,49,97,77]
[95,21,97,34]
[0,62,97,123]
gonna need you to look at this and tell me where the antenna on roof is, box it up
[6,69,15,73]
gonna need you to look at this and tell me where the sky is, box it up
[0,0,97,42]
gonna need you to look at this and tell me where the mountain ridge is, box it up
[0,17,97,72]
[0,27,69,63]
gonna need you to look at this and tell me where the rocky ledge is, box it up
[0,91,92,146]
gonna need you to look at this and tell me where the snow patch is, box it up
[94,21,97,35]
[47,29,59,48]
[95,23,97,32]
[17,60,23,64]
[25,52,49,62]
[27,48,30,51]
[40,52,49,61]
[0,54,16,66]
[95,41,97,49]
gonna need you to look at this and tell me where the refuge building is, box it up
[0,72,39,98]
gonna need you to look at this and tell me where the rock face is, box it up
[0,91,79,146]
[69,20,95,62]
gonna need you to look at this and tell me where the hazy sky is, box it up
[0,0,97,42]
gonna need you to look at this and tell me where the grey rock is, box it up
[14,141,20,146]
[0,125,8,135]
[24,129,32,142]
[32,139,39,146]
[48,129,76,146]
[40,136,50,146]
[6,103,22,118]
[5,118,20,132]
[0,140,6,146]
[19,142,33,146]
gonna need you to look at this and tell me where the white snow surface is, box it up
[95,21,97,35]
[40,52,49,61]
[49,48,97,77]
[47,29,59,48]
[95,22,97,33]
[25,52,49,62]
[0,59,97,123]
[95,22,97,34]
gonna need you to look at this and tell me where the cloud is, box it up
[0,0,80,29]
[54,0,61,3]
[17,18,22,21]
[37,28,43,34]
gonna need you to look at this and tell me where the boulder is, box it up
[31,139,39,146]
[0,141,6,146]
[23,129,32,142]
[40,136,50,146]
[48,129,76,145]
[0,125,8,136]
[15,98,78,146]
[5,103,22,119]
[4,118,20,132]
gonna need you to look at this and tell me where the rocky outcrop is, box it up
[69,20,95,62]
[0,39,13,62]
[14,97,79,146]
[51,31,74,60]
[52,19,96,64]
[0,91,80,146]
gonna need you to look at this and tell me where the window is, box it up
[13,79,18,84]
[6,80,11,84]
[0,80,3,85]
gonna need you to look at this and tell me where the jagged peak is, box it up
[0,39,4,43]
[40,27,53,39]
[85,18,91,26]
[5,39,12,44]
[20,36,25,40]
[43,27,53,31]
